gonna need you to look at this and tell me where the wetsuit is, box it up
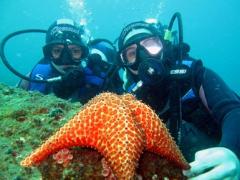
[126,58,240,161]
[23,57,123,104]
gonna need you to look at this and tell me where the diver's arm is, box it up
[184,67,240,179]
[199,68,240,157]
[52,68,85,99]
[21,59,54,94]
[52,81,76,99]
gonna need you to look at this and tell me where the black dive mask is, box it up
[124,44,167,85]
[120,36,163,69]
[51,45,82,66]
[55,47,73,65]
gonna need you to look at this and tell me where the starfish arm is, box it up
[20,104,103,166]
[122,94,190,170]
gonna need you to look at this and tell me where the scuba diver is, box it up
[117,13,240,179]
[16,18,123,103]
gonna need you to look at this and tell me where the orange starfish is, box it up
[20,93,189,179]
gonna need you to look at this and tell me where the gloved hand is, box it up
[61,67,85,89]
[183,147,240,180]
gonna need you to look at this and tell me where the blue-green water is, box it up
[0,0,239,93]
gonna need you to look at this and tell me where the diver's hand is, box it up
[183,147,240,180]
[61,68,85,88]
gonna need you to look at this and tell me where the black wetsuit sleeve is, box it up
[199,68,240,158]
[52,82,76,99]
[52,68,86,99]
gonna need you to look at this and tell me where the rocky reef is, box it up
[0,83,186,179]
[0,83,80,179]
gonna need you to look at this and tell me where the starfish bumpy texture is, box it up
[21,93,189,179]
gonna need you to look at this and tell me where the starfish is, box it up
[20,93,189,179]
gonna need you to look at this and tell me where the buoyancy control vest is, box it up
[126,57,221,139]
[28,59,112,102]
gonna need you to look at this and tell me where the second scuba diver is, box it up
[18,18,123,103]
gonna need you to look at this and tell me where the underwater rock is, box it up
[0,83,80,179]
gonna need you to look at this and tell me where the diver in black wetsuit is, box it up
[117,17,240,179]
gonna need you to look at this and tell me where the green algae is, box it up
[0,83,81,179]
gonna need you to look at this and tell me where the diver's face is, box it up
[51,44,83,61]
[120,36,163,73]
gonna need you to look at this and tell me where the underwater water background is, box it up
[0,0,239,93]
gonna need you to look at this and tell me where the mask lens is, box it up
[68,45,83,60]
[51,45,64,59]
[140,37,163,55]
[121,44,137,65]
[51,44,83,59]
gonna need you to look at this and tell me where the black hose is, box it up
[168,12,183,63]
[167,12,184,145]
[0,29,51,83]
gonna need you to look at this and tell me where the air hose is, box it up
[0,29,60,83]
